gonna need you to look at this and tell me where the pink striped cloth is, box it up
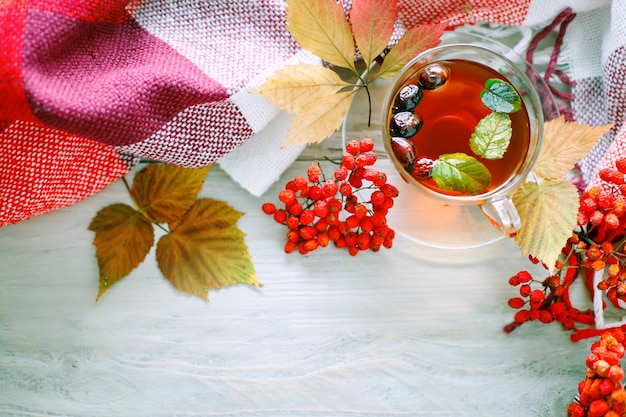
[0,0,623,226]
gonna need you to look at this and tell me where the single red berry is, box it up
[580,196,597,214]
[286,216,299,230]
[300,209,315,225]
[334,166,349,181]
[346,214,361,229]
[345,139,360,155]
[518,271,533,283]
[314,218,328,232]
[322,180,339,198]
[359,137,375,152]
[262,202,276,215]
[284,241,297,253]
[342,153,357,170]
[288,202,303,216]
[617,158,626,174]
[348,173,363,188]
[339,183,353,196]
[381,184,399,198]
[314,200,329,218]
[567,403,585,417]
[608,364,624,382]
[508,297,525,308]
[371,190,386,206]
[514,310,530,323]
[538,309,553,324]
[317,232,330,247]
[519,284,531,297]
[273,209,287,224]
[279,189,296,205]
[286,229,300,243]
[308,185,323,201]
[307,162,321,182]
[299,226,318,240]
[587,399,610,417]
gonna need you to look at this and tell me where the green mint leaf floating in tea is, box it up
[431,153,492,195]
[469,111,512,160]
[480,78,521,114]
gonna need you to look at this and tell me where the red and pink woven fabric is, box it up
[0,0,622,226]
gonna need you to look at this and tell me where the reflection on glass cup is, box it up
[382,44,544,237]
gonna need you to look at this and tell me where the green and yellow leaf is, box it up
[251,64,351,113]
[286,0,356,72]
[131,164,211,224]
[156,198,259,300]
[534,116,613,179]
[469,112,512,160]
[513,178,579,270]
[283,89,356,147]
[431,153,492,195]
[349,0,398,69]
[88,203,155,300]
[376,22,446,79]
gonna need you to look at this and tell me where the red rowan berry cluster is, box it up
[505,158,626,335]
[504,243,595,334]
[262,138,398,256]
[568,331,626,417]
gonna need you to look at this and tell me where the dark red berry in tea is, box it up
[389,111,422,138]
[390,137,416,166]
[411,156,436,180]
[418,63,450,90]
[393,84,422,113]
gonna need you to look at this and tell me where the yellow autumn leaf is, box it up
[534,116,613,179]
[88,203,155,300]
[286,0,356,72]
[283,89,356,147]
[349,0,398,68]
[513,178,579,269]
[251,64,351,113]
[376,22,446,79]
[156,198,259,300]
[131,164,211,224]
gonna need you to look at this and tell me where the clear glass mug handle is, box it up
[480,196,521,238]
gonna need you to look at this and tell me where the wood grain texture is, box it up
[0,159,591,417]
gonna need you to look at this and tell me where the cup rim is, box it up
[381,42,545,205]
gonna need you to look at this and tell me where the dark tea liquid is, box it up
[387,59,531,195]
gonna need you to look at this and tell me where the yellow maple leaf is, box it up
[131,164,211,224]
[513,179,579,269]
[283,89,356,147]
[156,198,259,300]
[534,116,613,179]
[376,22,446,79]
[88,203,155,300]
[349,0,398,68]
[286,0,356,72]
[250,64,351,113]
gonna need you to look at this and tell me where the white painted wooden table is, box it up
[0,29,590,416]
[0,157,593,417]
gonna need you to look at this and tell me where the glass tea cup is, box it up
[382,43,544,239]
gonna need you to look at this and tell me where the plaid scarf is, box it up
[1,0,623,226]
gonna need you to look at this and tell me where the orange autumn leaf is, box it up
[131,164,211,224]
[377,22,446,79]
[349,0,398,69]
[156,198,259,300]
[88,203,154,300]
[286,0,356,72]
